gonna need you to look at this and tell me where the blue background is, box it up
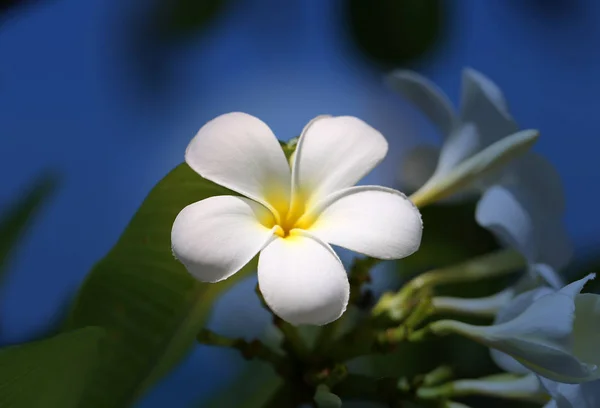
[1,0,599,406]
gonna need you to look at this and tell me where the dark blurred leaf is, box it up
[346,0,444,67]
[130,0,230,91]
[0,0,31,16]
[0,173,58,281]
[0,326,104,408]
[200,361,282,408]
[64,163,256,408]
[152,0,228,42]
[399,201,499,273]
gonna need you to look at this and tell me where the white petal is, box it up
[491,349,531,375]
[460,68,519,145]
[171,195,275,283]
[500,153,566,215]
[490,287,556,375]
[397,145,440,192]
[476,185,536,263]
[185,112,291,213]
[476,185,571,271]
[483,276,598,382]
[291,116,388,207]
[411,129,539,207]
[386,70,456,136]
[257,231,349,326]
[306,186,422,260]
[540,376,600,408]
[434,123,480,176]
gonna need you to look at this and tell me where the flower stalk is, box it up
[373,248,525,321]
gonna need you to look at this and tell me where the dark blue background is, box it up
[1,0,599,406]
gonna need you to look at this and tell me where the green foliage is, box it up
[0,173,58,280]
[64,163,256,408]
[347,0,444,66]
[200,361,282,408]
[314,385,343,408]
[151,0,229,42]
[0,327,105,408]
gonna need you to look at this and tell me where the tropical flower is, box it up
[432,274,600,384]
[171,112,423,326]
[539,376,600,408]
[489,283,600,408]
[388,68,571,286]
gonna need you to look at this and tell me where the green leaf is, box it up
[65,163,256,408]
[200,361,282,408]
[347,0,443,66]
[0,326,105,408]
[314,385,342,408]
[0,173,58,280]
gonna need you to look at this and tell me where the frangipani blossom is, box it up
[435,274,600,384]
[171,112,423,326]
[388,68,571,285]
[540,376,600,408]
[489,283,600,408]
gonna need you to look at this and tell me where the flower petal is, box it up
[539,376,600,408]
[476,185,571,271]
[185,112,291,213]
[386,70,456,136]
[171,195,275,283]
[476,185,536,262]
[411,129,539,207]
[460,68,519,145]
[291,116,388,207]
[305,186,422,260]
[482,275,598,383]
[257,231,349,326]
[500,153,566,215]
[434,123,480,176]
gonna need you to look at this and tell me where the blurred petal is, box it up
[434,123,480,176]
[540,376,600,408]
[257,231,349,326]
[476,186,571,271]
[387,70,456,136]
[476,186,535,262]
[411,129,539,207]
[185,112,291,212]
[491,287,555,374]
[171,196,275,283]
[307,186,422,260]
[480,275,598,383]
[451,373,546,402]
[460,68,519,145]
[398,145,440,192]
[501,153,566,215]
[291,116,388,208]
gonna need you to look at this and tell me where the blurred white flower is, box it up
[539,376,600,408]
[489,279,600,408]
[171,112,422,326]
[388,68,571,285]
[434,274,599,384]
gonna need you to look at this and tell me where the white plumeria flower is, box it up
[540,376,600,408]
[489,282,600,408]
[171,112,423,326]
[388,68,571,286]
[434,274,600,384]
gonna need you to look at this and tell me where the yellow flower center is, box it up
[262,186,315,238]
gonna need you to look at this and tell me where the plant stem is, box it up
[372,249,525,320]
[197,328,287,370]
